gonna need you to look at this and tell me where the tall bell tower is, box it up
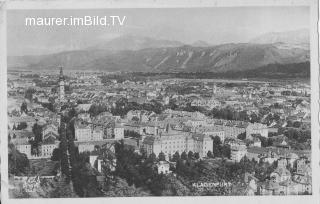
[59,66,65,102]
[212,84,217,96]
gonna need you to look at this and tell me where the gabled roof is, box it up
[42,135,57,145]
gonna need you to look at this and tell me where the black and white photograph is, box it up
[1,0,319,203]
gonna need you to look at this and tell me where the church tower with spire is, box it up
[59,66,65,101]
[212,84,217,97]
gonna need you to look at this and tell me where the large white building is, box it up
[246,123,268,139]
[75,120,93,141]
[195,125,225,142]
[11,130,58,159]
[229,140,247,162]
[142,126,213,160]
[15,138,32,158]
[74,119,124,141]
[114,125,124,140]
[40,140,59,158]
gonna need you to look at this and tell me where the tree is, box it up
[20,102,28,113]
[147,153,157,163]
[51,148,61,161]
[267,138,273,146]
[194,152,200,160]
[41,102,54,112]
[273,114,280,121]
[60,123,70,181]
[32,123,43,143]
[221,145,231,159]
[212,136,222,157]
[50,181,78,198]
[131,116,140,122]
[167,100,178,110]
[286,120,293,127]
[8,144,29,175]
[212,136,222,146]
[16,122,27,130]
[24,88,36,101]
[124,130,141,139]
[68,108,77,119]
[250,113,260,123]
[237,132,246,140]
[207,151,213,158]
[30,123,43,156]
[239,156,255,174]
[103,177,150,197]
[239,110,249,121]
[88,104,109,117]
[51,87,57,94]
[171,151,180,162]
[293,121,301,128]
[187,151,194,160]
[181,152,187,160]
[158,152,166,161]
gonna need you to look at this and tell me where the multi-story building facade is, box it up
[195,126,225,142]
[230,145,247,162]
[75,120,92,141]
[15,138,32,158]
[114,125,124,140]
[12,133,58,159]
[228,139,247,162]
[246,123,268,139]
[40,141,59,158]
[92,127,104,141]
[142,128,213,160]
[216,124,246,138]
[75,118,123,141]
[8,115,37,131]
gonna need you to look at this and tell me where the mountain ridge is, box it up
[250,28,309,50]
[86,35,184,51]
[8,42,309,74]
[8,30,310,76]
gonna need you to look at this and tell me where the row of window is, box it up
[163,141,186,144]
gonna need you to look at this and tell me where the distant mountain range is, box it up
[190,40,212,47]
[250,28,309,50]
[87,35,184,51]
[8,29,310,77]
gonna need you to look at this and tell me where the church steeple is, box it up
[58,66,65,102]
[59,66,64,81]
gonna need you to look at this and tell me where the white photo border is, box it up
[1,0,319,204]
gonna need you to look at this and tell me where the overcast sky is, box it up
[7,7,309,56]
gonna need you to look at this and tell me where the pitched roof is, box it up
[10,130,35,139]
[247,146,269,155]
[142,136,156,145]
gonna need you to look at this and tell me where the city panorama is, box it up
[7,7,312,198]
